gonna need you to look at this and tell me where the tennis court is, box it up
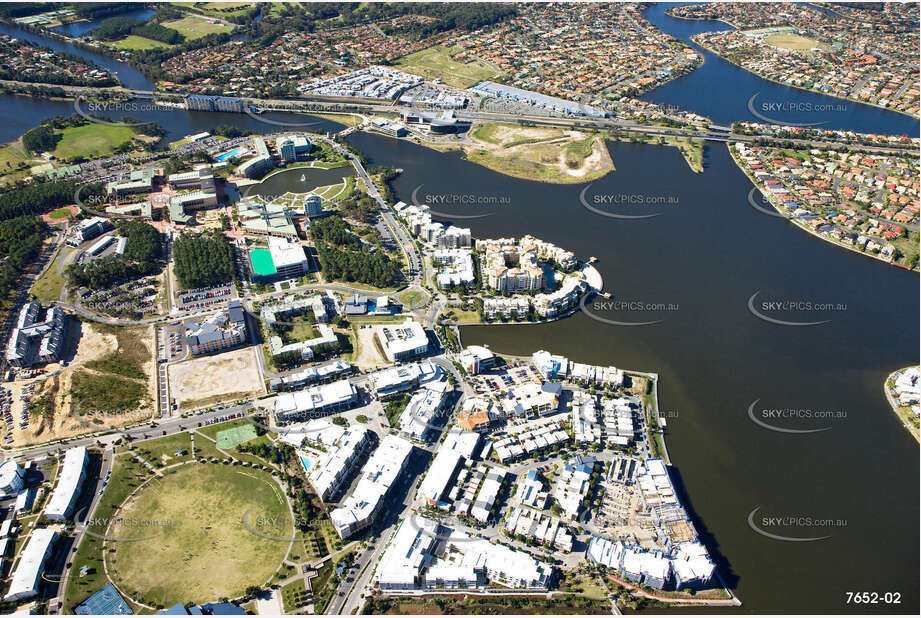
[216,424,258,449]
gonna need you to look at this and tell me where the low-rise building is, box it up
[370,362,441,396]
[399,381,449,441]
[274,379,358,423]
[45,446,87,521]
[418,448,465,508]
[330,435,413,538]
[458,345,497,375]
[268,323,338,363]
[374,319,429,362]
[307,425,372,501]
[504,506,574,551]
[6,302,65,368]
[68,216,112,246]
[185,300,247,355]
[268,360,352,392]
[4,528,56,601]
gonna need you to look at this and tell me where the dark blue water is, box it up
[0,93,343,147]
[344,130,920,614]
[0,22,153,91]
[50,8,157,38]
[640,3,919,134]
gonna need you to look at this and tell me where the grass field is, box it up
[52,123,138,162]
[29,248,65,302]
[48,207,72,220]
[394,45,500,88]
[172,1,255,18]
[216,423,258,449]
[162,16,234,40]
[107,464,292,608]
[397,289,425,307]
[110,35,171,50]
[764,33,830,51]
[133,431,196,466]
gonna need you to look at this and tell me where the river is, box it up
[345,130,919,615]
[1,11,919,615]
[639,3,919,135]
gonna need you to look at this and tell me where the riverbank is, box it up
[610,131,704,173]
[726,144,918,272]
[884,367,920,442]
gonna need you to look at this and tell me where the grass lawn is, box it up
[110,35,171,50]
[188,431,224,460]
[107,463,291,608]
[764,33,830,51]
[172,1,255,18]
[62,453,153,611]
[52,123,138,162]
[0,139,38,186]
[29,250,65,302]
[281,579,310,613]
[196,417,253,442]
[397,289,425,307]
[131,431,196,467]
[162,16,234,40]
[394,44,500,88]
[48,207,72,220]
[307,112,364,127]
[444,307,480,324]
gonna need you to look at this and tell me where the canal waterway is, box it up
[345,130,919,615]
[639,3,919,135]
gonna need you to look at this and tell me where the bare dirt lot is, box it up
[168,346,264,409]
[349,324,388,371]
[9,321,157,447]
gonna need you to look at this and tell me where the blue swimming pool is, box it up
[299,455,312,473]
[215,147,244,162]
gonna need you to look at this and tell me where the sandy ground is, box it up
[8,323,157,447]
[351,325,387,371]
[168,346,264,408]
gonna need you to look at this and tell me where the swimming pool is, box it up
[299,455,312,473]
[215,147,244,162]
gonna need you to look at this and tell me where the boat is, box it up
[300,174,305,182]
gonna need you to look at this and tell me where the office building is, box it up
[374,319,428,362]
[273,379,358,423]
[369,363,441,396]
[68,216,112,246]
[185,300,247,355]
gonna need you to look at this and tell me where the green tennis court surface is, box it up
[249,248,276,277]
[216,424,258,449]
